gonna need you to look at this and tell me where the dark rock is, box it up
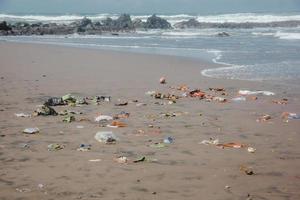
[216,32,230,37]
[115,14,134,30]
[0,21,12,31]
[174,18,201,29]
[133,18,146,29]
[80,17,92,27]
[144,15,172,29]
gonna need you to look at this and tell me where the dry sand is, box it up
[0,41,300,200]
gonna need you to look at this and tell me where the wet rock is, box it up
[174,18,201,29]
[144,15,172,29]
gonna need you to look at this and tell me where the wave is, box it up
[274,31,300,40]
[1,13,300,25]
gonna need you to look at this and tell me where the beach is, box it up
[0,41,300,200]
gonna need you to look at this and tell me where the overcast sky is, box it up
[0,0,299,14]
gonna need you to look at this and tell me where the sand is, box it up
[0,41,300,200]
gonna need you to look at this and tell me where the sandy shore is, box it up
[0,41,300,200]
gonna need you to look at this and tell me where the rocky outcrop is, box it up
[173,19,201,29]
[144,15,172,29]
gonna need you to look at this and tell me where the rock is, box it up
[80,17,92,27]
[0,21,12,31]
[174,18,201,29]
[145,15,172,29]
[115,14,134,30]
[133,18,146,29]
[216,32,230,37]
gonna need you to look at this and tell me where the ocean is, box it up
[1,12,300,86]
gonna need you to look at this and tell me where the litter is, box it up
[115,102,128,106]
[15,113,31,118]
[113,111,130,119]
[189,89,205,98]
[93,96,111,103]
[281,112,300,120]
[45,97,65,106]
[47,143,64,151]
[272,99,288,105]
[212,96,227,103]
[136,103,147,107]
[238,90,275,96]
[256,114,271,122]
[59,110,82,115]
[89,159,102,162]
[16,188,31,193]
[163,136,174,144]
[33,105,57,116]
[209,87,225,92]
[145,91,156,96]
[217,142,245,149]
[200,138,220,145]
[115,156,128,164]
[94,131,118,144]
[107,121,127,128]
[240,165,254,175]
[23,127,39,134]
[76,125,84,129]
[76,97,88,105]
[159,77,166,84]
[62,115,75,123]
[95,115,113,122]
[247,147,256,153]
[77,144,91,151]
[62,94,76,102]
[171,84,189,91]
[150,143,167,148]
[133,156,146,163]
[232,96,246,102]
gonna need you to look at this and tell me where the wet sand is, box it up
[0,41,300,200]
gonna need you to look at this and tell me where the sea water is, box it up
[1,12,300,85]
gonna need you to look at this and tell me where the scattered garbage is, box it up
[33,105,57,116]
[115,102,128,106]
[77,144,91,151]
[216,142,245,149]
[15,113,31,118]
[16,188,31,193]
[47,143,64,151]
[115,156,128,164]
[76,125,84,129]
[163,136,174,144]
[209,87,225,92]
[150,143,167,148]
[232,96,246,102]
[247,147,256,153]
[113,111,130,119]
[62,115,75,123]
[200,138,220,145]
[281,112,300,120]
[170,84,189,91]
[272,98,288,105]
[95,115,113,122]
[107,121,127,128]
[256,114,272,122]
[238,90,275,96]
[136,102,147,107]
[212,96,227,103]
[145,91,156,96]
[94,131,118,144]
[240,165,254,175]
[159,77,166,84]
[59,110,82,116]
[23,127,39,134]
[89,159,102,162]
[93,96,111,103]
[133,156,146,163]
[46,97,65,106]
[189,89,205,98]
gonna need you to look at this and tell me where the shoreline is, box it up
[1,41,300,200]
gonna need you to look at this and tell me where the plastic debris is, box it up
[76,125,84,129]
[209,87,225,92]
[46,97,65,106]
[145,91,156,96]
[16,188,31,193]
[107,121,127,128]
[33,105,57,116]
[115,102,128,106]
[77,144,91,151]
[212,96,227,103]
[133,156,146,163]
[150,143,167,148]
[93,96,111,103]
[95,115,113,122]
[256,114,271,122]
[217,143,245,149]
[232,96,246,102]
[159,77,166,84]
[94,131,118,144]
[23,127,39,134]
[189,89,205,98]
[163,136,174,144]
[115,156,128,164]
[272,98,288,105]
[281,112,300,120]
[238,90,275,96]
[89,159,102,162]
[62,115,75,123]
[247,147,256,153]
[240,165,254,175]
[136,103,147,107]
[47,143,64,151]
[15,113,31,118]
[113,111,130,119]
[200,138,220,145]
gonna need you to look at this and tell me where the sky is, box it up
[0,0,299,14]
